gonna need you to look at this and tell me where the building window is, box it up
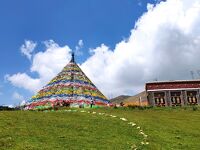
[187,91,197,105]
[154,92,165,106]
[170,92,181,106]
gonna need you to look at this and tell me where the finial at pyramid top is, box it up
[70,52,75,63]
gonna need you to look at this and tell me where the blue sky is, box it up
[0,0,157,105]
[1,0,200,106]
[0,0,154,74]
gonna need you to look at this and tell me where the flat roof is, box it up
[146,79,200,84]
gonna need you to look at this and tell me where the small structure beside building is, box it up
[146,80,200,106]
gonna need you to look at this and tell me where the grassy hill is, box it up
[110,91,148,106]
[110,95,131,104]
[1,107,200,149]
[123,91,148,106]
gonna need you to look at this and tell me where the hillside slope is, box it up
[110,95,131,104]
[110,91,148,106]
[124,91,148,106]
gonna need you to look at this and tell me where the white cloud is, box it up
[75,39,84,55]
[78,39,83,48]
[6,0,200,98]
[20,40,37,60]
[6,73,41,92]
[31,40,71,81]
[7,40,72,93]
[81,0,200,97]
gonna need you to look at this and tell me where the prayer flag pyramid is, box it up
[27,53,109,109]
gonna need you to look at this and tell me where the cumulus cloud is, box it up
[6,0,200,98]
[20,40,37,60]
[6,73,41,92]
[81,0,200,97]
[31,40,71,81]
[7,40,72,93]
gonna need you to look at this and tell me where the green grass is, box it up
[96,107,200,150]
[0,110,143,150]
[0,107,200,150]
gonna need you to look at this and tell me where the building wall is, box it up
[146,81,200,106]
[147,90,200,106]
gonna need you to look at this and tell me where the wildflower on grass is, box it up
[145,142,149,145]
[92,112,96,114]
[120,118,128,121]
[141,141,145,145]
[80,110,86,113]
